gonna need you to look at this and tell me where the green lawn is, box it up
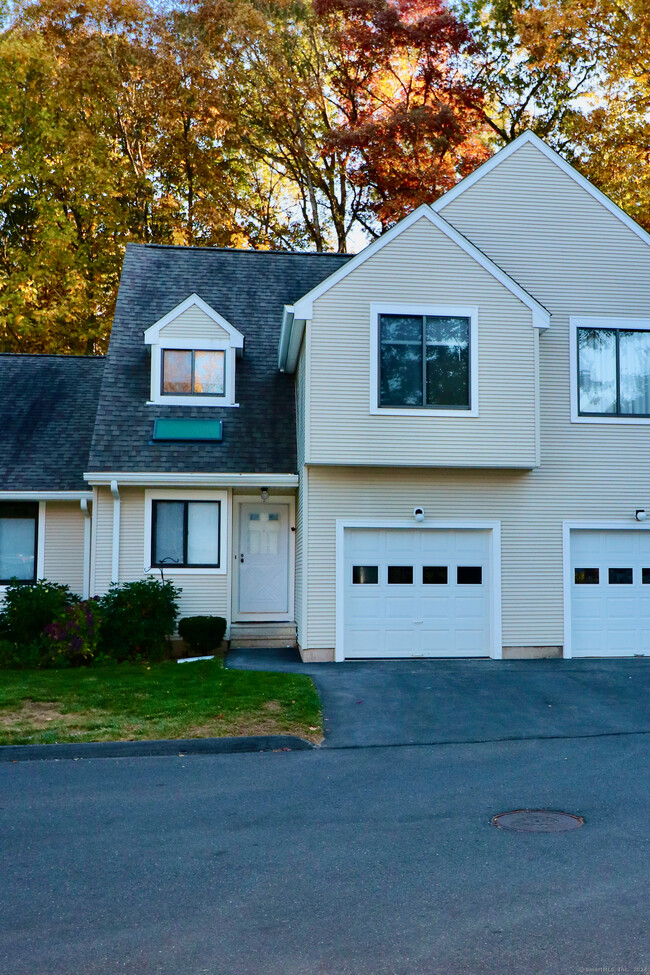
[0,658,322,745]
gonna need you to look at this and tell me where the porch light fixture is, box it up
[413,507,425,522]
[636,509,647,522]
[260,487,269,502]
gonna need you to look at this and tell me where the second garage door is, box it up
[342,527,493,659]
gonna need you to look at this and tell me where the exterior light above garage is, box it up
[636,509,647,521]
[413,507,425,522]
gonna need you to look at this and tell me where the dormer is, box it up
[144,294,245,407]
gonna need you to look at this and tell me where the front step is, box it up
[229,622,297,649]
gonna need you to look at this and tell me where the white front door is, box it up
[236,503,290,618]
[343,527,492,658]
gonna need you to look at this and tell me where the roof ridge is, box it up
[0,353,106,360]
[127,242,355,257]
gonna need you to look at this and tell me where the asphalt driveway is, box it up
[226,649,650,747]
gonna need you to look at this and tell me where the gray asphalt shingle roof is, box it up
[88,244,352,474]
[0,354,105,491]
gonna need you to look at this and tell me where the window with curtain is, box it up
[379,314,470,409]
[578,327,650,415]
[152,501,220,567]
[0,502,38,583]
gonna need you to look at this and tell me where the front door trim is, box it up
[336,519,502,662]
[232,495,295,622]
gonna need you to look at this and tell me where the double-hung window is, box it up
[576,319,650,417]
[0,502,38,584]
[375,309,474,412]
[152,500,221,568]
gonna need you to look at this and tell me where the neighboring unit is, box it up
[3,132,650,660]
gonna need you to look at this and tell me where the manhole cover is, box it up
[491,809,584,832]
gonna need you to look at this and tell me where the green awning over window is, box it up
[153,418,223,442]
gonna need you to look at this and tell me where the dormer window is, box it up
[162,349,225,396]
[144,293,244,407]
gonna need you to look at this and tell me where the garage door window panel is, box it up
[575,568,599,584]
[388,566,413,584]
[609,567,633,584]
[423,566,448,585]
[352,565,378,585]
[457,566,482,585]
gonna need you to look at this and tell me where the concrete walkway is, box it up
[226,648,650,748]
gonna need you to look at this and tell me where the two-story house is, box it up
[3,131,650,661]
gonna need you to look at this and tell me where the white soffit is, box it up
[143,293,244,348]
[432,130,650,253]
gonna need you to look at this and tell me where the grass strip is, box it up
[0,658,322,745]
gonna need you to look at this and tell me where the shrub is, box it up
[42,599,102,668]
[0,638,41,669]
[0,579,79,652]
[99,578,180,662]
[178,615,227,656]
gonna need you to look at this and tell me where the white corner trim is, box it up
[37,502,46,580]
[143,488,228,576]
[143,293,245,347]
[84,472,299,488]
[569,315,650,424]
[562,519,650,659]
[80,499,92,600]
[334,519,502,662]
[288,203,549,329]
[110,480,120,586]
[369,303,479,417]
[433,130,650,254]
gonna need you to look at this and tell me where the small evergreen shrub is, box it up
[99,578,180,662]
[0,580,79,655]
[42,599,102,668]
[178,615,227,655]
[0,638,41,669]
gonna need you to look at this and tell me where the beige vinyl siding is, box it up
[42,502,86,595]
[159,305,231,343]
[303,464,650,651]
[91,487,228,620]
[309,216,538,469]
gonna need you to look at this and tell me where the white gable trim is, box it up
[282,205,549,370]
[144,293,244,348]
[433,130,650,253]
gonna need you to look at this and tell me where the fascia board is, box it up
[0,491,93,500]
[84,472,299,488]
[144,293,245,347]
[278,306,294,370]
[288,202,549,329]
[433,130,650,253]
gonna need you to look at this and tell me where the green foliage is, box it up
[0,637,41,669]
[98,578,180,663]
[178,615,226,655]
[42,599,102,668]
[0,580,79,659]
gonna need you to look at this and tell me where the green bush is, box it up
[99,578,180,662]
[178,615,227,655]
[42,599,102,668]
[0,638,41,669]
[0,580,80,665]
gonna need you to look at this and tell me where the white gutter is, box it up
[80,499,92,599]
[85,472,299,488]
[110,480,120,586]
[0,491,93,501]
[278,306,306,374]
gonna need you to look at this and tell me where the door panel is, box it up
[237,504,289,616]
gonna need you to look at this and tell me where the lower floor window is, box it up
[0,502,38,583]
[152,500,220,568]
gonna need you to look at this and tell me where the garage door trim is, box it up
[563,521,650,658]
[335,519,502,662]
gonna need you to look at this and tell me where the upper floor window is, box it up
[162,349,225,397]
[574,318,650,420]
[370,304,478,417]
[0,502,38,584]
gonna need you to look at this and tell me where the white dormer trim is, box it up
[143,293,245,348]
[432,130,650,253]
[144,294,244,407]
[279,205,549,372]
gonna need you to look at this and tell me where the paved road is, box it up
[228,649,650,747]
[3,733,650,974]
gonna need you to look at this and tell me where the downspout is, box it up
[80,499,92,599]
[110,480,120,585]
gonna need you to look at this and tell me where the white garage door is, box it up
[571,530,650,656]
[343,528,492,658]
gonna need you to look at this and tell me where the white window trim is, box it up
[335,519,502,662]
[369,303,479,417]
[0,500,45,595]
[143,488,228,575]
[148,340,238,407]
[570,316,650,425]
